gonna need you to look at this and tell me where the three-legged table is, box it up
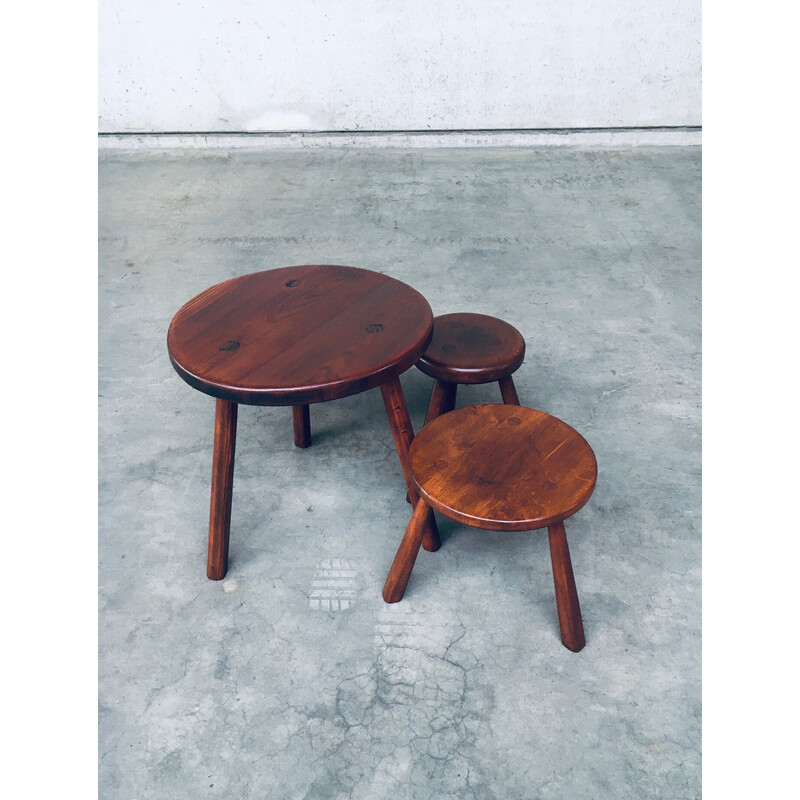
[167,264,440,579]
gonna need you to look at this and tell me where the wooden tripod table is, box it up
[167,264,440,579]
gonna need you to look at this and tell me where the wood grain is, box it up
[383,497,431,603]
[385,402,594,651]
[292,404,311,448]
[416,312,525,385]
[410,404,597,531]
[168,265,436,579]
[548,520,586,652]
[168,265,433,406]
[207,399,237,580]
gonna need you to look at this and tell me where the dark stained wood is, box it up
[498,375,520,405]
[424,379,458,426]
[384,402,595,650]
[168,265,436,579]
[548,520,586,652]
[416,314,524,431]
[207,399,237,580]
[416,312,525,385]
[383,497,431,603]
[380,376,441,553]
[411,404,597,531]
[292,404,311,448]
[406,378,458,503]
[168,265,433,406]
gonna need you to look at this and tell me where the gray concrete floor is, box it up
[99,145,701,799]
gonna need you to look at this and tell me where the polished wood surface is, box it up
[168,264,433,406]
[416,312,525,385]
[416,313,525,431]
[384,402,596,651]
[548,520,586,652]
[292,404,311,449]
[411,404,596,531]
[169,265,435,580]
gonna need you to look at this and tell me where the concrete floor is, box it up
[99,145,701,799]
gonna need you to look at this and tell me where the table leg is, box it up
[292,404,311,448]
[380,376,441,552]
[547,520,585,652]
[208,399,238,580]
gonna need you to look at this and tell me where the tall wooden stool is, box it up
[383,404,597,652]
[416,312,526,425]
[168,265,441,580]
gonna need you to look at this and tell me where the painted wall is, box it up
[99,1,701,133]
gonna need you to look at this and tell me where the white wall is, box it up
[99,1,701,133]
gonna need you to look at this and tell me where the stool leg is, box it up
[498,375,520,405]
[547,521,585,652]
[380,376,441,552]
[424,379,457,425]
[404,379,458,504]
[292,404,311,448]
[208,399,238,580]
[441,381,458,414]
[383,498,430,603]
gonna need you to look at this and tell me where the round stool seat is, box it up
[384,403,597,651]
[416,313,525,384]
[410,404,597,531]
[168,264,433,406]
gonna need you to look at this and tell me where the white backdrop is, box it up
[99,1,701,133]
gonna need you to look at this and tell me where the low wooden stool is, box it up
[383,404,597,652]
[416,312,526,425]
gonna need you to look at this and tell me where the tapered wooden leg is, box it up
[547,520,585,652]
[424,379,458,425]
[404,379,458,503]
[292,404,311,448]
[208,399,238,580]
[380,376,441,552]
[498,375,520,405]
[383,497,430,603]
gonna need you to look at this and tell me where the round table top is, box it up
[167,265,433,405]
[410,404,597,531]
[416,312,525,384]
